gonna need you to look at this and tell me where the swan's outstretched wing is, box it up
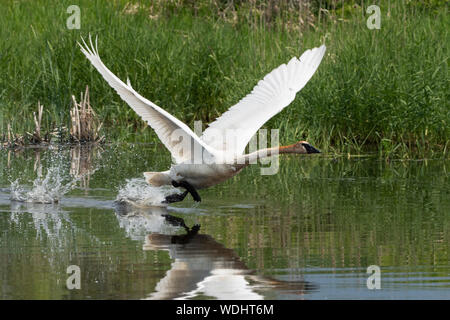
[201,45,326,156]
[79,37,215,164]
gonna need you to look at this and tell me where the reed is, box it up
[27,101,50,144]
[69,86,104,143]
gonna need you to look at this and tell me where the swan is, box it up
[79,37,326,203]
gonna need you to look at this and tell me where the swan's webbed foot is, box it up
[161,214,201,244]
[171,180,201,202]
[162,191,188,204]
[162,213,189,232]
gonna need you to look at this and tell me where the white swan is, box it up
[79,37,326,202]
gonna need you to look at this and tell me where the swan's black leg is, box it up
[172,180,201,202]
[162,191,188,204]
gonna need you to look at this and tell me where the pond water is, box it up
[0,144,448,300]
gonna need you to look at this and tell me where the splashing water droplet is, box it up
[115,178,174,207]
[10,153,79,204]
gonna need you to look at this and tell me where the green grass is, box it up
[0,0,448,158]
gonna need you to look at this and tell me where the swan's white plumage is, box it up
[80,37,326,190]
[78,37,216,164]
[200,45,326,155]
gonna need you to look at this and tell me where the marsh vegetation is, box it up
[0,0,448,158]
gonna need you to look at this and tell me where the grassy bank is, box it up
[0,0,448,158]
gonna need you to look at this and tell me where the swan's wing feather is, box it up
[201,45,326,155]
[79,37,215,164]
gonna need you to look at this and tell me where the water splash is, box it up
[10,154,78,204]
[115,178,174,207]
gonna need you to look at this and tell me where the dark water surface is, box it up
[0,144,448,299]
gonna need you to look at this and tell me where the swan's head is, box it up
[290,141,321,154]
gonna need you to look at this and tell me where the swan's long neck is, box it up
[234,144,300,167]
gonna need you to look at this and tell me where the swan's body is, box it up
[142,165,239,190]
[80,37,326,201]
[164,164,241,190]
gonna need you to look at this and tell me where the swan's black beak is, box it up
[302,143,321,154]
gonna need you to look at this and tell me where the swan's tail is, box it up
[143,171,171,186]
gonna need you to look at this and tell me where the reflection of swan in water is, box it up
[114,204,316,300]
[144,226,262,300]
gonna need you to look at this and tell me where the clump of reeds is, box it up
[1,87,104,149]
[70,86,104,143]
[2,102,53,148]
[27,101,51,144]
